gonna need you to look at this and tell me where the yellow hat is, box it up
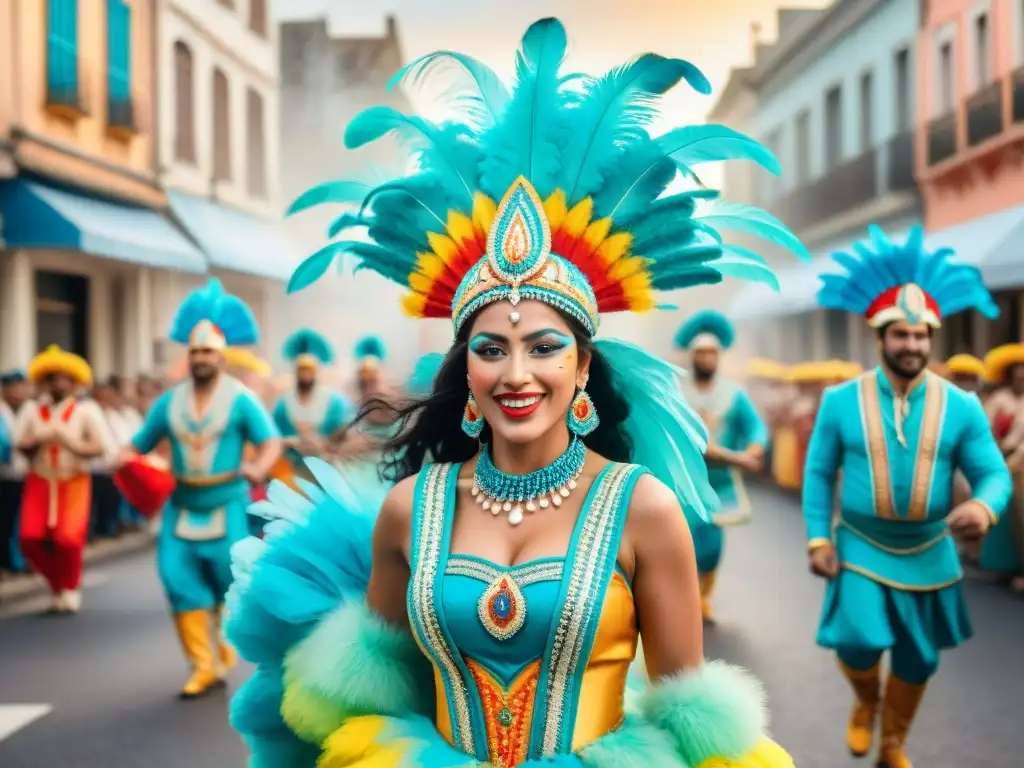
[789,360,861,384]
[27,345,93,386]
[984,344,1024,383]
[744,358,788,381]
[223,347,272,377]
[945,354,986,379]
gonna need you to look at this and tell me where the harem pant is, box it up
[19,473,91,593]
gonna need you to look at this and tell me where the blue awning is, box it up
[168,191,299,282]
[728,227,914,322]
[0,179,207,273]
[927,204,1024,290]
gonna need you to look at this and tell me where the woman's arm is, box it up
[624,474,703,679]
[366,477,416,627]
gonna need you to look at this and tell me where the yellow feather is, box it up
[446,210,476,245]
[583,217,612,250]
[426,232,458,265]
[562,198,594,238]
[400,293,427,317]
[543,190,568,231]
[472,193,497,235]
[408,271,434,293]
[694,737,795,768]
[413,251,447,280]
[608,255,648,281]
[595,232,632,265]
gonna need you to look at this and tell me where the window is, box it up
[939,40,955,113]
[106,0,132,128]
[894,47,911,131]
[859,71,873,151]
[249,0,267,37]
[824,85,843,170]
[213,68,231,181]
[246,88,267,198]
[46,0,79,105]
[35,272,89,359]
[173,41,195,161]
[794,111,810,184]
[974,12,990,88]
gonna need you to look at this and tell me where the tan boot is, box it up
[876,675,926,768]
[839,660,880,757]
[173,610,225,699]
[215,605,238,675]
[698,571,717,622]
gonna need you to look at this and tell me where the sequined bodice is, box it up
[407,462,644,768]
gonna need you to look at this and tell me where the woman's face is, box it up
[466,299,588,446]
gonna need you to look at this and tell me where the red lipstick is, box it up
[494,392,546,419]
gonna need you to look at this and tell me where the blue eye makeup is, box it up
[469,334,505,356]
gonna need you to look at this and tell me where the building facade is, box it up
[0,0,206,378]
[917,0,1024,353]
[727,0,923,366]
[157,0,296,366]
[276,13,430,378]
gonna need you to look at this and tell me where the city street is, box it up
[2,485,1022,768]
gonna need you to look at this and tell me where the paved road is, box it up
[1,485,1021,767]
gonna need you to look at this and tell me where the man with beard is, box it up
[803,225,1010,768]
[272,328,350,488]
[120,279,280,699]
[674,309,767,622]
[13,347,110,613]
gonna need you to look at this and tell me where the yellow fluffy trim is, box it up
[695,738,795,768]
[27,345,92,386]
[745,358,788,381]
[945,353,986,378]
[984,344,1024,383]
[318,716,395,767]
[223,347,271,377]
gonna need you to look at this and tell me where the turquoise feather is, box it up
[287,242,349,295]
[407,352,445,398]
[168,278,259,346]
[696,201,811,261]
[658,124,781,176]
[674,309,736,350]
[287,179,375,217]
[282,329,335,365]
[354,335,387,363]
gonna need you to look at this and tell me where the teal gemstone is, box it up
[498,708,513,727]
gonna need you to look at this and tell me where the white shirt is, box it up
[14,397,114,478]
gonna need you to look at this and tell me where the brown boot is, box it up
[215,605,238,675]
[698,571,717,622]
[839,660,880,757]
[173,610,225,699]
[876,675,926,768]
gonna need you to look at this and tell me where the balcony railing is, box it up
[886,130,915,193]
[1014,66,1024,123]
[966,81,1003,146]
[769,149,877,231]
[926,112,956,166]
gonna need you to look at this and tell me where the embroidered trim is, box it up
[540,462,639,755]
[838,518,950,555]
[467,659,540,768]
[408,463,478,755]
[859,372,894,519]
[282,386,332,434]
[168,376,241,476]
[907,374,946,521]
[841,562,962,592]
[446,557,564,586]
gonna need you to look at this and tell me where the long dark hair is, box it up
[356,316,633,482]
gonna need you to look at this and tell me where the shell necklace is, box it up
[471,437,586,526]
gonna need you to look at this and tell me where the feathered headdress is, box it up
[285,17,807,336]
[817,225,998,328]
[408,352,445,398]
[674,309,735,351]
[283,329,335,368]
[353,335,388,371]
[27,345,92,386]
[169,278,259,350]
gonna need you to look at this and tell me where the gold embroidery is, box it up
[841,562,962,592]
[859,372,894,519]
[907,374,946,520]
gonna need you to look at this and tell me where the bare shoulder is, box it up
[379,473,419,528]
[626,472,685,532]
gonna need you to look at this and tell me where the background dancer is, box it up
[121,279,280,699]
[674,309,767,621]
[803,225,1010,768]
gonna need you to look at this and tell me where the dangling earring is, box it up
[462,378,484,439]
[567,377,599,437]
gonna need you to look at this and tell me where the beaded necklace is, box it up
[471,437,586,526]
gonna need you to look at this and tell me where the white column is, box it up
[136,267,153,373]
[88,271,114,379]
[0,251,35,370]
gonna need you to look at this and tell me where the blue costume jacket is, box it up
[132,375,277,613]
[272,386,350,468]
[803,368,1010,667]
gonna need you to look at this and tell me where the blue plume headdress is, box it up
[407,352,445,398]
[168,278,259,348]
[674,309,735,351]
[353,335,388,365]
[817,224,998,328]
[285,16,808,337]
[282,329,335,366]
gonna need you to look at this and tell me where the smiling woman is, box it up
[227,16,807,768]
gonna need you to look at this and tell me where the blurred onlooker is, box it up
[0,369,31,576]
[90,378,126,539]
[136,374,163,416]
